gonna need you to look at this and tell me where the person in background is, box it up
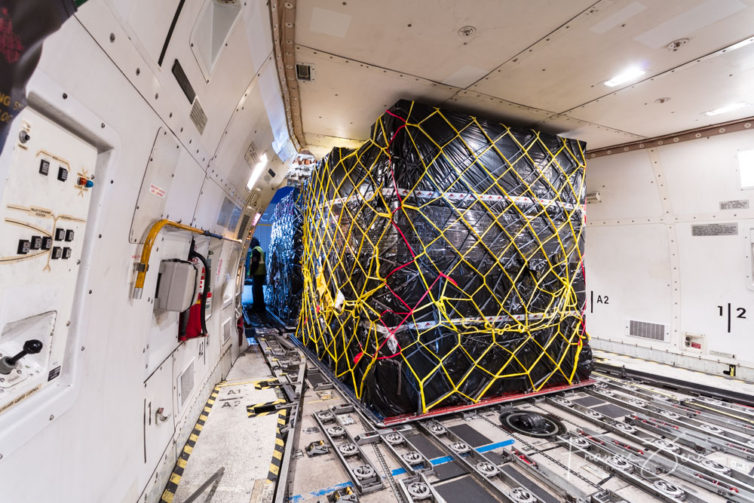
[250,237,267,314]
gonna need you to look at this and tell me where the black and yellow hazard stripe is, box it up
[255,378,282,390]
[159,385,220,503]
[267,407,289,482]
[246,398,286,418]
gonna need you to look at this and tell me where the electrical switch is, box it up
[52,247,62,259]
[62,247,72,259]
[55,228,66,241]
[65,229,74,242]
[17,240,30,255]
[30,235,42,250]
[39,159,50,176]
[0,339,43,375]
[57,166,68,182]
[41,236,53,250]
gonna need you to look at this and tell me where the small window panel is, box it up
[189,0,242,79]
[738,149,754,189]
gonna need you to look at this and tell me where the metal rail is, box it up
[314,405,384,494]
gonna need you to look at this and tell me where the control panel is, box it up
[0,108,97,414]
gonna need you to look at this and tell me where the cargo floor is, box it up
[170,327,754,503]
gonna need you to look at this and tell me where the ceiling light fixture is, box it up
[604,65,645,87]
[247,153,269,190]
[725,37,754,52]
[705,102,749,116]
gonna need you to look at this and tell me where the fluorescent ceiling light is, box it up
[604,66,645,87]
[246,153,269,190]
[726,37,754,52]
[738,150,754,189]
[705,102,749,116]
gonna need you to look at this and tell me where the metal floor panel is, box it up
[448,423,492,447]
[572,395,604,407]
[433,460,468,481]
[405,432,445,459]
[593,402,632,418]
[434,475,500,503]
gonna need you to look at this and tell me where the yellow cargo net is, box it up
[297,102,587,415]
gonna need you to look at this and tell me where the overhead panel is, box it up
[107,0,183,64]
[536,113,644,150]
[567,42,754,138]
[447,90,553,125]
[296,0,595,86]
[470,0,754,114]
[295,45,457,145]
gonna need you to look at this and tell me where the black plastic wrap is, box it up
[297,100,590,419]
[267,188,303,325]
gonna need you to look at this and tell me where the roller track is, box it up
[257,329,754,503]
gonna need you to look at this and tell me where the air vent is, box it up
[178,360,195,408]
[172,59,196,103]
[190,99,207,134]
[629,320,665,341]
[296,64,312,81]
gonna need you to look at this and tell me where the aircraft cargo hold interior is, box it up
[1,1,754,502]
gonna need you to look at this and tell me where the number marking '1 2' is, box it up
[718,303,746,333]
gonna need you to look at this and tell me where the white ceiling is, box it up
[293,0,754,156]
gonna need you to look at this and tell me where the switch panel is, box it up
[0,108,97,415]
[39,159,49,176]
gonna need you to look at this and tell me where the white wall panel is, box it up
[585,149,664,223]
[0,1,282,502]
[586,224,674,346]
[660,130,754,218]
[588,127,754,378]
[163,149,206,224]
[676,222,754,363]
